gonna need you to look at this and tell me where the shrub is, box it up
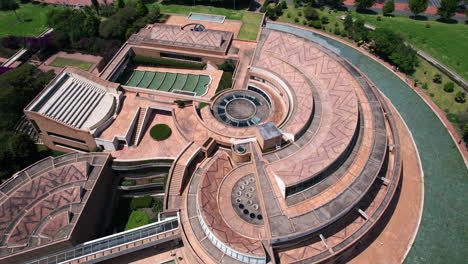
[287,12,291,18]
[150,124,172,140]
[433,73,442,83]
[422,82,428,89]
[125,210,149,230]
[443,82,454,92]
[455,91,466,103]
[429,93,435,97]
[280,1,287,9]
[383,0,395,15]
[121,180,136,186]
[310,20,322,29]
[304,6,319,20]
[297,11,302,17]
[303,20,307,25]
[294,17,299,23]
[130,196,153,210]
[377,16,382,21]
[321,16,329,24]
[425,23,430,28]
[132,55,206,69]
[152,198,163,214]
[217,59,236,72]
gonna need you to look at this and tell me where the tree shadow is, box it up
[436,18,458,24]
[412,15,428,20]
[356,8,378,15]
[248,1,261,12]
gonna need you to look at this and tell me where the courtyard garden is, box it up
[111,196,164,233]
[49,57,94,71]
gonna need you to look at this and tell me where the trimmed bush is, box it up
[199,102,210,109]
[446,113,459,123]
[130,196,153,210]
[310,20,322,29]
[433,73,442,83]
[132,55,206,70]
[150,124,172,141]
[125,210,149,230]
[334,28,341,35]
[443,82,454,93]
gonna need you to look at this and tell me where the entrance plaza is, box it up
[0,13,436,264]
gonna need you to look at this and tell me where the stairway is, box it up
[131,107,146,147]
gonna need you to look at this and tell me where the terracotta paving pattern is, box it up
[198,152,264,257]
[255,30,359,187]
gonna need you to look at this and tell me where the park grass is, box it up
[238,23,260,40]
[352,13,468,80]
[242,12,264,23]
[37,144,66,157]
[156,1,244,20]
[409,59,467,130]
[49,57,94,71]
[0,4,58,38]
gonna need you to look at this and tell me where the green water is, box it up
[266,22,468,264]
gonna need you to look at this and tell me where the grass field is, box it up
[409,59,467,131]
[49,57,94,71]
[238,12,263,40]
[353,13,468,80]
[0,4,58,38]
[156,1,244,20]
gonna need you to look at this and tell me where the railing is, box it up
[26,217,179,264]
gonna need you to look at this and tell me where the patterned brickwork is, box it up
[150,24,223,48]
[256,30,359,186]
[7,187,81,244]
[198,153,264,257]
[0,163,87,240]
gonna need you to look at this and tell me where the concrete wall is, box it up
[25,111,97,152]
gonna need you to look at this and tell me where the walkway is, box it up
[265,22,467,264]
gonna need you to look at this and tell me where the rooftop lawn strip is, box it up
[148,72,166,90]
[126,70,145,87]
[194,75,210,96]
[158,73,177,91]
[170,74,189,91]
[184,74,199,92]
[138,71,156,88]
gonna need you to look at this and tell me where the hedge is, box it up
[130,196,153,210]
[132,55,206,70]
[150,124,172,141]
[124,210,149,231]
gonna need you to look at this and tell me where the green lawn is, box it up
[238,23,260,40]
[49,57,94,71]
[155,1,244,20]
[242,12,264,23]
[0,4,58,38]
[124,210,149,231]
[352,14,468,81]
[410,59,467,131]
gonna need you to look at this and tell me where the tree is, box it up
[135,0,148,17]
[383,0,395,15]
[343,14,353,30]
[91,0,100,16]
[354,0,376,10]
[304,5,319,21]
[115,0,125,9]
[350,19,369,41]
[388,44,418,73]
[409,0,428,17]
[0,0,20,21]
[437,0,458,20]
[369,28,401,59]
